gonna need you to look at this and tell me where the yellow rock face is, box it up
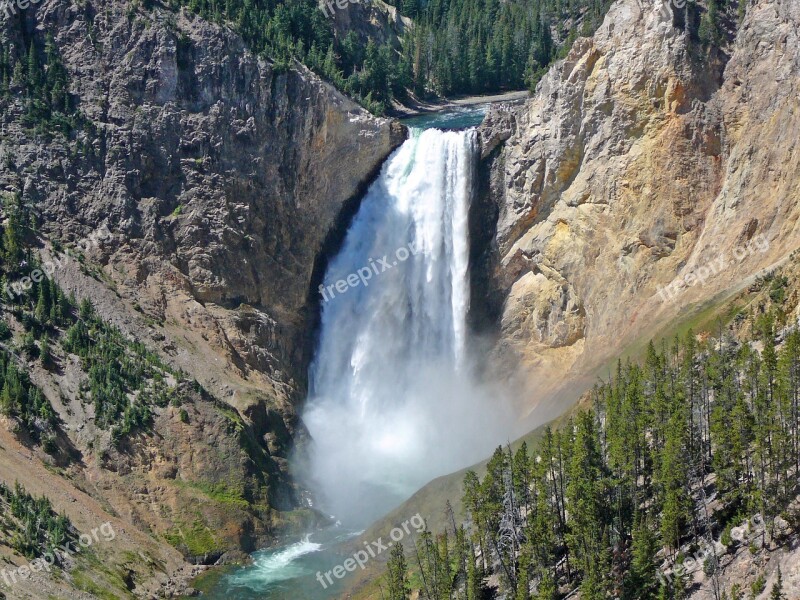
[478,0,800,422]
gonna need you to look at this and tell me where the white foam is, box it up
[226,536,321,589]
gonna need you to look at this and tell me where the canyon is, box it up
[0,0,798,597]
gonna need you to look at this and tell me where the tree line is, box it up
[171,0,407,113]
[170,0,613,113]
[0,33,82,136]
[391,0,610,97]
[0,0,742,127]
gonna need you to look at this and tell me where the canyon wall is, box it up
[10,0,405,410]
[477,0,800,422]
[0,0,403,595]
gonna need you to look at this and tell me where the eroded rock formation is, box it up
[477,0,800,421]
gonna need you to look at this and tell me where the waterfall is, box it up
[303,128,510,525]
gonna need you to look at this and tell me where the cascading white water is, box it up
[303,127,512,525]
[225,536,322,590]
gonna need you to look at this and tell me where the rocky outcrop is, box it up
[327,0,411,48]
[477,0,800,421]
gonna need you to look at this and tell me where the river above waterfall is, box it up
[400,104,489,129]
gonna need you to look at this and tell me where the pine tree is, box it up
[769,567,786,600]
[515,541,533,600]
[565,411,606,580]
[659,410,690,553]
[626,517,660,599]
[3,194,23,266]
[79,298,93,321]
[386,542,410,600]
[401,0,419,18]
[536,569,556,600]
[26,41,40,93]
[39,335,50,368]
[0,382,11,415]
[35,280,51,324]
[698,0,722,46]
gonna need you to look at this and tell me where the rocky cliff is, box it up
[0,0,403,595]
[328,0,411,48]
[477,0,800,422]
[14,0,405,408]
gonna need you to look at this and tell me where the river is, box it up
[193,103,502,600]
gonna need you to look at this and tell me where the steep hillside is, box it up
[476,0,800,423]
[339,0,800,596]
[328,0,411,48]
[0,0,404,596]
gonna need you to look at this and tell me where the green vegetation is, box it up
[62,298,175,435]
[382,306,800,598]
[751,572,767,598]
[0,0,736,123]
[0,191,183,444]
[176,480,249,509]
[70,553,136,600]
[0,344,56,438]
[71,568,125,600]
[0,34,84,136]
[769,567,786,600]
[168,0,613,113]
[169,0,405,113]
[395,0,610,96]
[0,480,74,561]
[0,194,58,441]
[685,0,742,51]
[384,542,411,599]
[0,0,623,119]
[164,519,221,557]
